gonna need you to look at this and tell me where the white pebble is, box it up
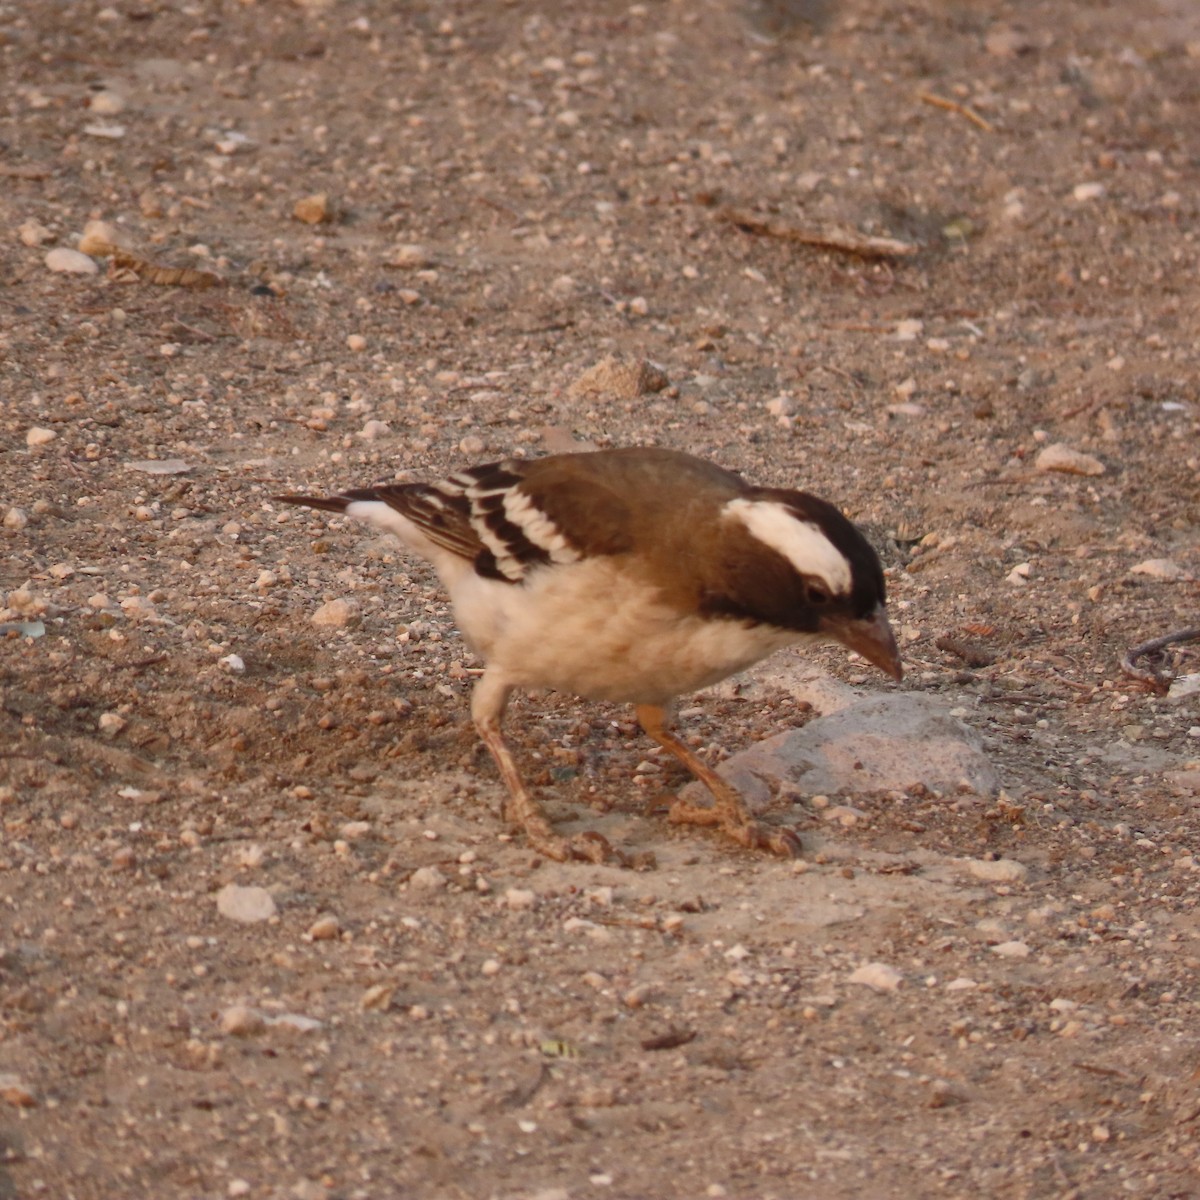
[3,507,28,530]
[98,712,126,737]
[848,962,903,991]
[346,333,367,352]
[504,887,537,911]
[410,866,446,890]
[216,883,278,924]
[964,858,1029,883]
[255,570,278,589]
[1130,558,1186,581]
[220,654,246,674]
[44,247,98,275]
[459,434,486,457]
[359,419,391,440]
[82,122,125,139]
[990,940,1031,959]
[26,426,57,446]
[1073,181,1106,202]
[270,1012,322,1033]
[480,958,502,976]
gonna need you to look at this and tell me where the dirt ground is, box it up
[3,0,1200,1197]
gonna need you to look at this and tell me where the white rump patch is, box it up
[723,497,852,594]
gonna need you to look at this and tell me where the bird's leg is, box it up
[471,673,612,863]
[635,704,800,858]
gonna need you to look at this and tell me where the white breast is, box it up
[448,557,804,705]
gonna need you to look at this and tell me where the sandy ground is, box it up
[2,1,1200,1197]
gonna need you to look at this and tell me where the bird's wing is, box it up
[363,483,483,562]
[275,484,483,563]
[437,458,634,582]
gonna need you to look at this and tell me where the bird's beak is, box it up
[824,607,903,681]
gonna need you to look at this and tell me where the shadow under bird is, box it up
[275,446,902,862]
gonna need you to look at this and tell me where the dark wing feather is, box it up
[275,484,482,562]
[367,482,481,562]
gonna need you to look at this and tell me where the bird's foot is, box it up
[666,796,802,859]
[505,795,636,865]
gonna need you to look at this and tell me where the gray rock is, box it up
[684,694,998,808]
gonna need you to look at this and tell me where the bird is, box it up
[275,446,902,862]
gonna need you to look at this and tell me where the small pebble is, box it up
[78,219,121,256]
[505,887,537,911]
[308,914,340,941]
[45,247,98,275]
[964,858,1029,883]
[220,654,246,674]
[1073,182,1106,202]
[98,712,126,737]
[848,962,903,991]
[1035,443,1104,476]
[1130,558,1186,581]
[221,1005,267,1036]
[3,507,28,530]
[89,89,126,115]
[823,804,865,827]
[310,598,359,628]
[410,866,446,890]
[361,984,395,1011]
[991,940,1031,959]
[216,883,278,924]
[359,419,391,440]
[0,1074,37,1108]
[570,356,668,399]
[389,243,430,267]
[293,193,331,224]
[82,122,125,139]
[346,333,367,352]
[18,219,53,246]
[26,426,58,446]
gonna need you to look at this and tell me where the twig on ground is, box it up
[1120,627,1200,692]
[718,207,918,259]
[917,90,995,132]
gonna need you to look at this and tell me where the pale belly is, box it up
[448,558,805,705]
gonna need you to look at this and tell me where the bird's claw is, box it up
[667,796,802,859]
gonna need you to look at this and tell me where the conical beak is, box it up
[825,607,903,681]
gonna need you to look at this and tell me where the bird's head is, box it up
[712,490,903,681]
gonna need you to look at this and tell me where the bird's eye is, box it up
[806,582,832,605]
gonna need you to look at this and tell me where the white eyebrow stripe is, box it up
[723,497,852,594]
